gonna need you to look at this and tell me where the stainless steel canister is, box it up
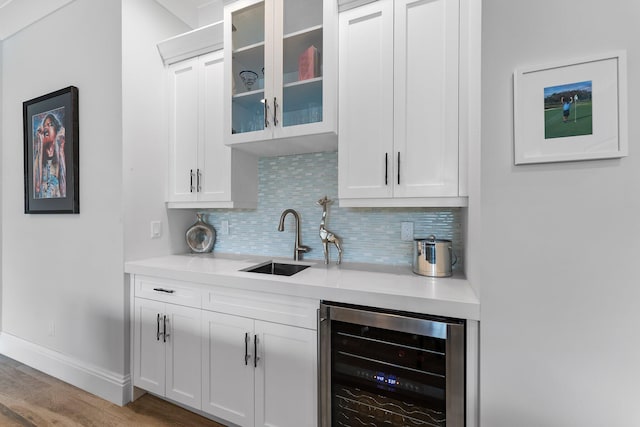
[413,235,456,277]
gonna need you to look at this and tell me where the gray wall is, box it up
[0,42,2,332]
[122,0,196,263]
[1,0,124,373]
[481,0,640,425]
[0,0,194,388]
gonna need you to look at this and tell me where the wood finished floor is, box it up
[0,354,226,426]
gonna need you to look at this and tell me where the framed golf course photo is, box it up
[513,51,628,165]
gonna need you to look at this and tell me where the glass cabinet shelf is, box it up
[283,24,323,41]
[232,89,265,101]
[283,76,322,89]
[233,40,265,55]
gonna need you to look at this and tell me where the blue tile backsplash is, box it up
[202,151,463,268]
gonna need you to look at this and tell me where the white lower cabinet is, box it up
[131,275,318,427]
[201,311,255,425]
[202,311,317,427]
[254,320,317,427]
[133,297,202,409]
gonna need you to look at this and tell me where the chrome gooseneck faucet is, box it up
[278,209,311,261]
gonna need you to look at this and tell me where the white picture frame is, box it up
[513,51,628,165]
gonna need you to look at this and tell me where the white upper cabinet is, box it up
[223,0,338,156]
[338,0,468,207]
[167,50,258,209]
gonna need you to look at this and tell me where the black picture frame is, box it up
[23,86,79,214]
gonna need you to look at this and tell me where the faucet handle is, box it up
[297,245,311,253]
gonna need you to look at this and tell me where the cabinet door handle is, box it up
[264,99,270,128]
[244,332,250,366]
[254,334,259,368]
[385,153,388,186]
[197,169,202,192]
[153,288,175,294]
[163,315,169,343]
[397,152,401,185]
[273,97,279,126]
[156,313,161,341]
[189,169,195,193]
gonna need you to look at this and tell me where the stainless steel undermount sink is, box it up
[242,261,311,276]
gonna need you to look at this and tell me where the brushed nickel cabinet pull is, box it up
[197,169,202,192]
[189,169,195,193]
[254,334,259,368]
[264,99,270,128]
[153,288,175,294]
[244,332,250,366]
[163,315,168,343]
[385,153,388,186]
[273,97,279,126]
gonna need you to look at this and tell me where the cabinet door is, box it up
[199,51,232,202]
[273,0,336,139]
[338,0,394,199]
[165,304,202,409]
[254,321,317,427]
[393,0,459,198]
[224,0,271,144]
[168,58,199,202]
[202,311,255,427]
[133,298,165,396]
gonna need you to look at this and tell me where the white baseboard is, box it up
[0,332,130,405]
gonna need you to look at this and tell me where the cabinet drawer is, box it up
[135,276,201,308]
[202,287,319,330]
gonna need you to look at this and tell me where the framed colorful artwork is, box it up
[23,86,79,213]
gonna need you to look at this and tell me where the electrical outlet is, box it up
[150,221,162,239]
[401,222,414,241]
[48,321,55,337]
[221,220,229,235]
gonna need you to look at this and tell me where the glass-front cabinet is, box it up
[224,0,337,155]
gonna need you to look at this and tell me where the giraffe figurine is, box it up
[317,196,342,264]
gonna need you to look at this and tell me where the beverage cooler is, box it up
[319,302,465,427]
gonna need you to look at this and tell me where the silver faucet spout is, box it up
[278,209,310,261]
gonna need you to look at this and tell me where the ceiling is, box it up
[0,0,75,40]
[0,0,221,40]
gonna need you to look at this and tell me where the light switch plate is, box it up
[150,221,162,239]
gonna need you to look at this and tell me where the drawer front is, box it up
[202,287,319,330]
[135,276,202,308]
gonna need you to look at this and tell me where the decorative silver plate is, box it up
[186,214,216,253]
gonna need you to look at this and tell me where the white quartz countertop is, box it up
[125,253,480,320]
